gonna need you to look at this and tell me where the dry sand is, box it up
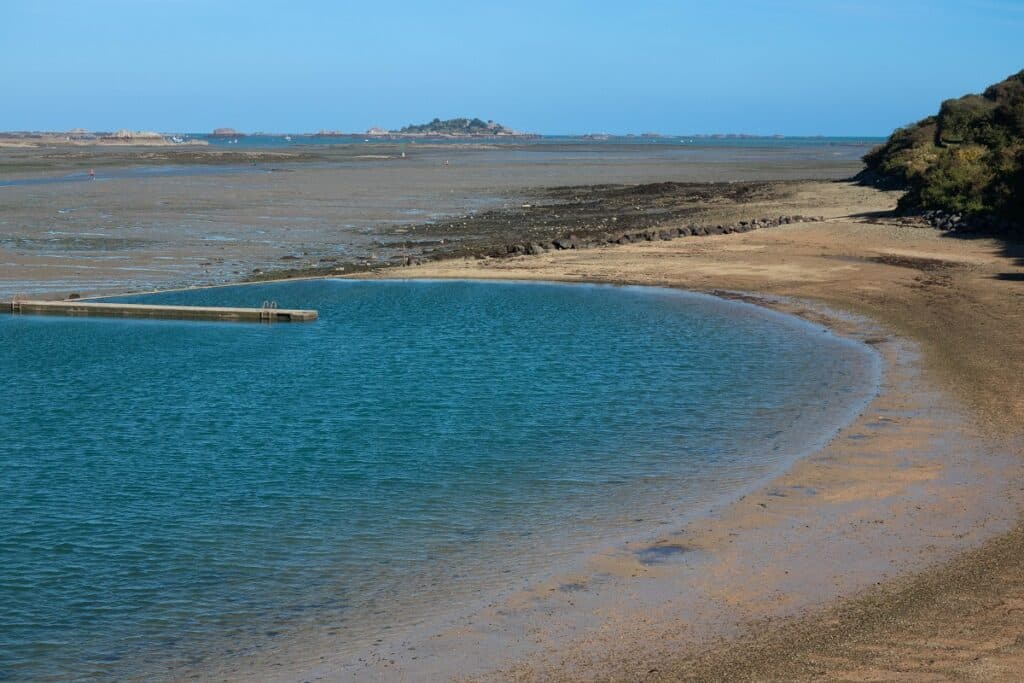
[336,180,1024,681]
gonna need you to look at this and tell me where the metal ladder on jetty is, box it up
[259,300,278,322]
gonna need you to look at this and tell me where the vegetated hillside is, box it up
[860,69,1023,233]
[396,117,515,135]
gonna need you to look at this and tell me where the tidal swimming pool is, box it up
[0,279,878,681]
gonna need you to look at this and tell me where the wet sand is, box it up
[338,180,1024,681]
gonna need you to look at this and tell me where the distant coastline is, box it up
[0,130,207,148]
[0,123,883,149]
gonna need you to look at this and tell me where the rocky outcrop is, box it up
[408,215,828,267]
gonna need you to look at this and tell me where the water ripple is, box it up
[0,280,874,681]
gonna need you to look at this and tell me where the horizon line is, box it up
[0,128,889,138]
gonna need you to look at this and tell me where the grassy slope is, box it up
[861,69,1023,228]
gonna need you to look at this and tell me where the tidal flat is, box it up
[0,139,869,299]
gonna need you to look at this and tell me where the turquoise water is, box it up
[0,280,876,681]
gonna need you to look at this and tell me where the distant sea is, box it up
[185,133,884,150]
[0,279,879,681]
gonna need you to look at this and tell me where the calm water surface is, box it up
[0,280,877,681]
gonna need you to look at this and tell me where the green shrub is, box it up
[861,69,1024,229]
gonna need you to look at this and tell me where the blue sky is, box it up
[2,0,1022,135]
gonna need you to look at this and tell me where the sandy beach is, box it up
[335,180,1024,681]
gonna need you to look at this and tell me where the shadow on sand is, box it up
[842,202,1024,283]
[939,231,1024,283]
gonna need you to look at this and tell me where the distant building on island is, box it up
[209,128,245,138]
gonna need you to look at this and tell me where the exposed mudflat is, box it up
[0,141,867,298]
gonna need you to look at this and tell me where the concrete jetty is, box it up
[0,300,318,323]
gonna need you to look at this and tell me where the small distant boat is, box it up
[170,136,185,144]
[284,135,293,142]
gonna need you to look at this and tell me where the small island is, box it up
[368,117,535,138]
